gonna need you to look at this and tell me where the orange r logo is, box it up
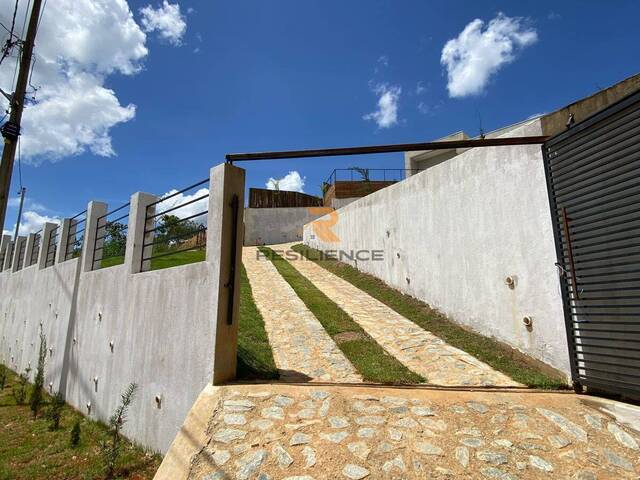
[307,207,340,243]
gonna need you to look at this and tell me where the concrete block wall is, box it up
[0,163,245,453]
[244,206,331,246]
[303,119,571,377]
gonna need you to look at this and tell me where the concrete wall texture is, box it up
[0,163,245,454]
[243,206,329,246]
[304,119,571,376]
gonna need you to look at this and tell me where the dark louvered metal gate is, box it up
[543,90,640,398]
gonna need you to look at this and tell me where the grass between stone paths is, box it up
[259,246,424,384]
[237,264,280,380]
[0,369,161,480]
[292,244,567,390]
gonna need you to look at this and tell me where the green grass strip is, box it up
[292,244,567,390]
[237,264,280,380]
[259,246,423,384]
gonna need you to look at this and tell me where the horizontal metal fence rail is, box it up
[141,177,210,272]
[15,240,26,271]
[0,245,5,271]
[45,225,59,268]
[225,136,549,162]
[65,210,87,261]
[30,230,41,266]
[543,89,640,398]
[92,202,130,270]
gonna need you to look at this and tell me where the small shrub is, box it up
[0,364,6,390]
[70,419,81,447]
[12,367,30,405]
[47,391,65,430]
[101,383,137,479]
[30,333,47,418]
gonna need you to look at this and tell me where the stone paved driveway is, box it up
[170,383,640,480]
[243,247,362,383]
[278,244,519,387]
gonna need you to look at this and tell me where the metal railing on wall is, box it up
[0,244,6,271]
[92,202,130,270]
[30,230,41,266]
[323,168,424,187]
[141,177,209,272]
[64,210,87,261]
[45,225,59,268]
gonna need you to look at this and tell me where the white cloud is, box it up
[155,187,209,224]
[3,211,61,237]
[415,81,426,95]
[266,171,305,193]
[0,0,183,163]
[140,1,187,46]
[440,12,537,98]
[363,84,401,128]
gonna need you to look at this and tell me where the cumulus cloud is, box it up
[440,12,537,98]
[266,171,305,193]
[3,211,61,237]
[155,187,209,224]
[363,84,401,128]
[140,1,187,46]
[0,0,184,163]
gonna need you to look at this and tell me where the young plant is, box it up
[101,383,137,479]
[12,367,30,404]
[47,391,65,430]
[0,364,6,390]
[30,332,47,418]
[70,419,81,447]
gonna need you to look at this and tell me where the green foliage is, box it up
[12,367,30,404]
[0,364,6,390]
[101,383,137,479]
[350,166,370,181]
[102,222,127,259]
[46,391,65,430]
[30,333,47,418]
[69,419,81,447]
[154,214,203,252]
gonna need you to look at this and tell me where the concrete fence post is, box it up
[80,201,108,273]
[207,163,245,384]
[11,236,26,272]
[3,240,13,271]
[125,193,158,274]
[0,234,11,272]
[24,233,36,267]
[56,219,72,264]
[39,222,58,269]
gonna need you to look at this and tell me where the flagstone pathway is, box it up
[278,243,519,387]
[243,247,362,383]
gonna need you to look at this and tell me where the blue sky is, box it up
[1,0,639,234]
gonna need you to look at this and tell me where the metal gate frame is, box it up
[542,89,640,397]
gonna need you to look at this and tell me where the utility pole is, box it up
[13,185,25,240]
[0,0,44,234]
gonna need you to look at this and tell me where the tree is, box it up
[102,222,127,259]
[30,332,46,418]
[101,383,137,479]
[154,214,202,250]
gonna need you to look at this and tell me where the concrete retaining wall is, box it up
[244,207,329,246]
[0,163,245,453]
[304,119,571,376]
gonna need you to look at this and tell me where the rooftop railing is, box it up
[45,225,59,268]
[30,229,41,266]
[64,210,87,261]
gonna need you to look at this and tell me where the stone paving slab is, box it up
[160,383,640,479]
[276,244,519,387]
[243,247,362,383]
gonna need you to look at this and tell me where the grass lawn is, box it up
[0,369,161,480]
[259,247,424,384]
[292,244,567,389]
[237,264,279,380]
